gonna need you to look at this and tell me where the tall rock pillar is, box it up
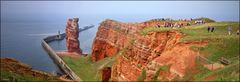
[65,18,82,54]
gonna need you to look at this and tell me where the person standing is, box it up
[237,30,239,35]
[228,26,232,35]
[207,26,211,32]
[211,27,215,32]
[57,30,61,39]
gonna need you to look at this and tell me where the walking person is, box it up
[228,26,232,35]
[207,26,211,32]
[237,30,239,35]
[57,30,61,39]
[211,27,215,32]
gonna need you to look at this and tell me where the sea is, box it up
[1,1,238,75]
[1,22,98,75]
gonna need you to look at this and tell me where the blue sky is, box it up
[1,1,239,23]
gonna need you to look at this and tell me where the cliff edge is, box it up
[91,19,208,81]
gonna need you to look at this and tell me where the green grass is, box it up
[139,27,174,35]
[62,56,100,81]
[213,61,239,81]
[151,65,169,81]
[184,22,239,81]
[139,21,239,81]
[159,65,169,71]
[63,21,239,81]
[192,17,216,23]
[193,59,212,81]
[0,70,44,81]
[151,67,162,82]
[194,61,239,81]
[62,48,127,81]
[136,68,147,81]
[179,22,239,61]
[140,22,239,61]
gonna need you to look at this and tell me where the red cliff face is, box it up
[91,19,205,81]
[91,19,145,62]
[65,18,82,54]
[102,67,112,82]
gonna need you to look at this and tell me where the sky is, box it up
[1,1,239,23]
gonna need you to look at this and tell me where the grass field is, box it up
[0,70,49,81]
[140,21,239,61]
[63,20,239,81]
[194,60,239,81]
[62,48,127,81]
[139,21,239,81]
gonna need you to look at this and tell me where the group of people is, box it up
[195,20,205,24]
[207,26,215,32]
[207,26,239,35]
[155,22,191,28]
[228,26,240,35]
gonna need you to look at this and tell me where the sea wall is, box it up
[43,25,94,43]
[41,38,82,81]
[41,25,94,81]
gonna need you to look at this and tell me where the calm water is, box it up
[48,25,97,54]
[0,15,143,75]
[1,22,97,75]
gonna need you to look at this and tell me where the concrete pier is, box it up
[42,40,82,81]
[44,25,94,43]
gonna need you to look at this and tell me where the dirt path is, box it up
[56,52,82,59]
[184,40,208,47]
[202,75,216,81]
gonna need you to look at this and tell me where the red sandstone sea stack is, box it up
[65,18,82,54]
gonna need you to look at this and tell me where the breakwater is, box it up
[41,25,94,81]
[44,25,94,43]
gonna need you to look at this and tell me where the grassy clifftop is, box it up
[62,49,126,81]
[63,20,239,81]
[139,21,239,81]
[140,21,239,62]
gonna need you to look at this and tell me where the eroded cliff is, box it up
[91,19,206,81]
[0,58,63,81]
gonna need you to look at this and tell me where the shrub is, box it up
[136,68,146,81]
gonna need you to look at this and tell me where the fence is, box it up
[196,55,239,70]
[196,56,215,70]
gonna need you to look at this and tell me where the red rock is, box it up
[102,67,111,82]
[91,19,207,81]
[65,18,82,54]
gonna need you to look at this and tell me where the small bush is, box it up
[159,65,169,71]
[151,67,161,82]
[136,68,146,81]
